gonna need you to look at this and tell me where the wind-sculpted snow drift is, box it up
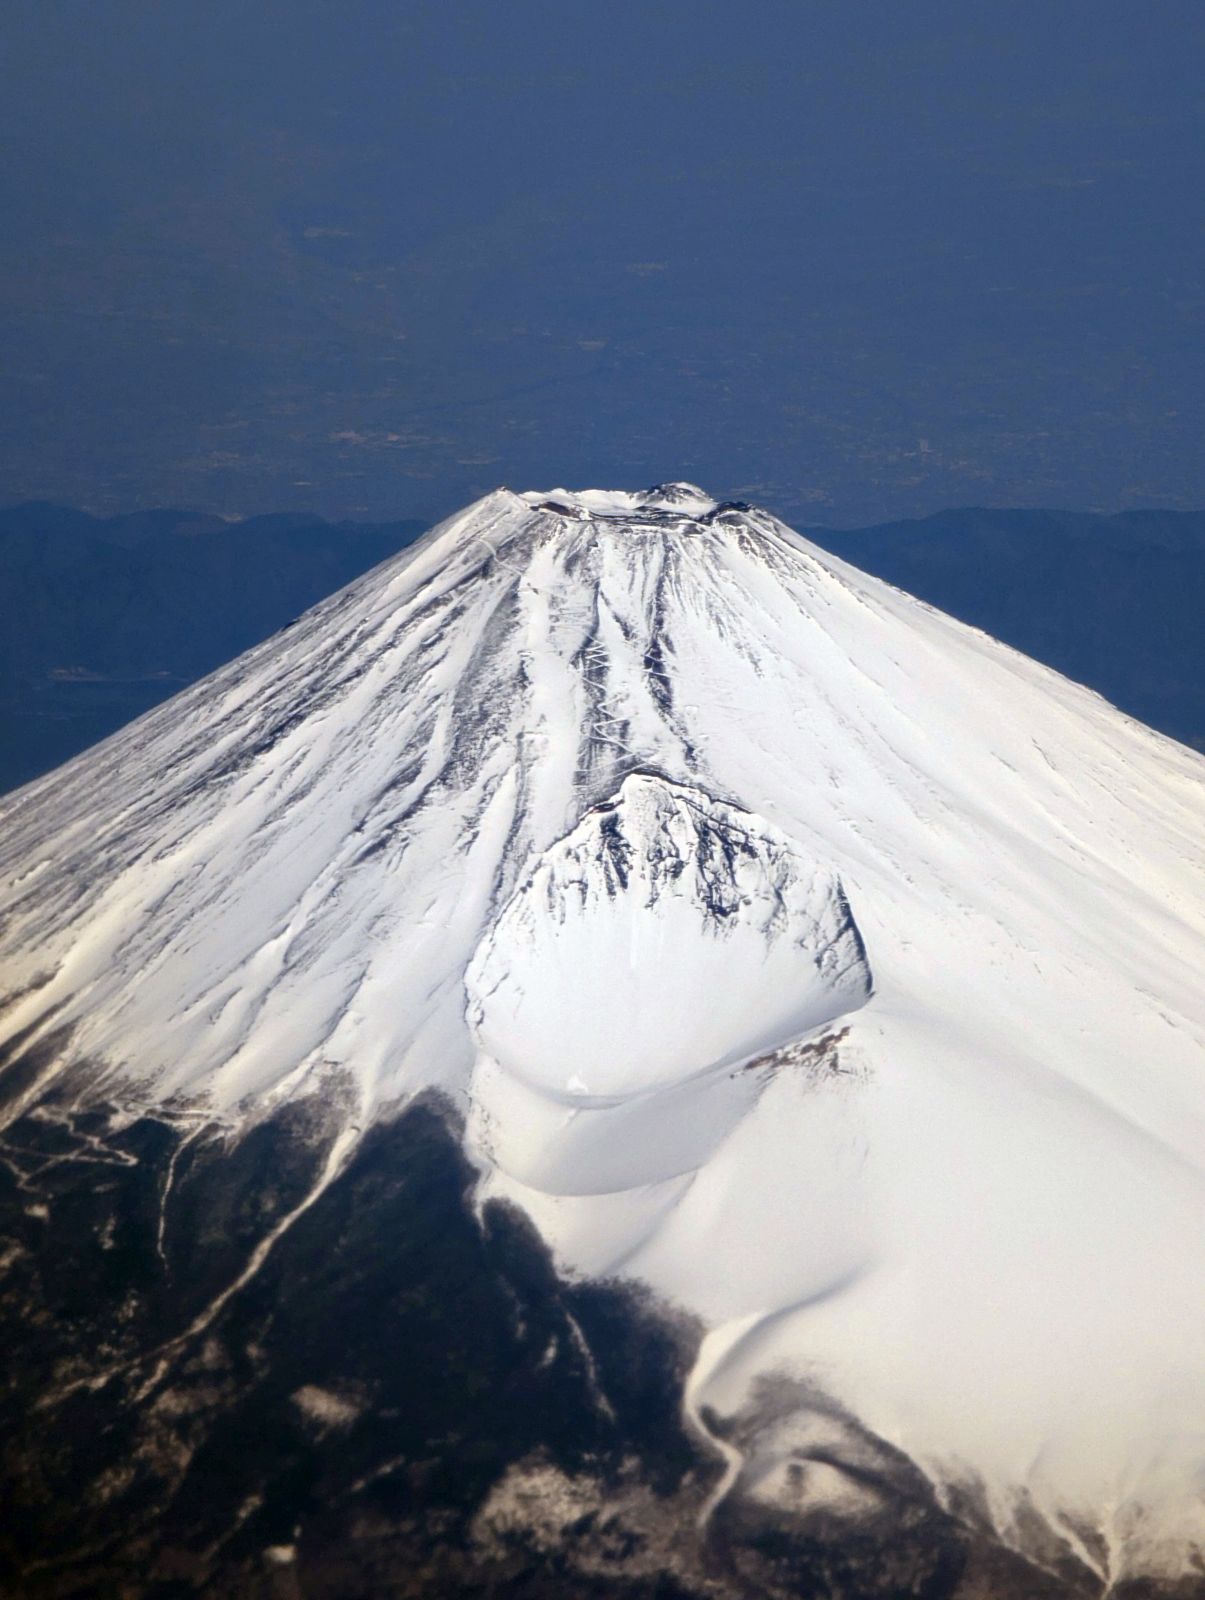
[0,483,1203,1597]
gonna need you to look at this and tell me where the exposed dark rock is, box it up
[0,1091,1175,1598]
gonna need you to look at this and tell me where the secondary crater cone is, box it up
[466,771,870,1101]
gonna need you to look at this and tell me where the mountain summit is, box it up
[1,486,1202,1597]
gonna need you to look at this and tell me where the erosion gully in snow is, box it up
[0,483,1202,1598]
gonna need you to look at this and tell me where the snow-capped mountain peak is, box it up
[0,485,1202,1590]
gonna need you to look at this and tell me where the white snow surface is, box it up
[1,483,1203,1581]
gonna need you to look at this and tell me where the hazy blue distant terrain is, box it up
[1,2,1202,528]
[3,500,1201,794]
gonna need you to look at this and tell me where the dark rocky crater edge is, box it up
[0,1036,1190,1600]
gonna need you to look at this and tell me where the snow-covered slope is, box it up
[1,483,1202,1590]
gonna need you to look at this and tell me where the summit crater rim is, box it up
[516,482,754,526]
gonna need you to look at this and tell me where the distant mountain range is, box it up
[1,499,1202,793]
[0,504,427,791]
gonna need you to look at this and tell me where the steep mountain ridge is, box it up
[0,484,1202,1596]
[5,498,1204,798]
